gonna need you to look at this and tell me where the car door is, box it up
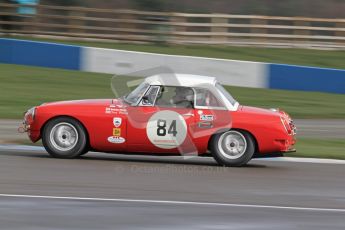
[126,85,197,154]
[191,87,233,153]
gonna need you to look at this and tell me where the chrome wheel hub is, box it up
[217,131,247,159]
[49,122,78,152]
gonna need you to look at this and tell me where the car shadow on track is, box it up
[80,155,268,168]
[0,150,268,168]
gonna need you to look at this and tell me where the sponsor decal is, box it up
[110,100,123,108]
[107,136,125,144]
[146,111,187,149]
[105,107,128,115]
[153,139,176,144]
[113,128,121,137]
[200,114,214,121]
[113,117,122,127]
[112,110,127,115]
[119,109,128,115]
[198,121,213,129]
[105,107,117,114]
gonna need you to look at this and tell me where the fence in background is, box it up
[0,3,344,49]
[1,38,344,94]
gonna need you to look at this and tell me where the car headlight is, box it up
[28,107,36,119]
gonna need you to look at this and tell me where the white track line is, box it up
[254,157,345,165]
[0,144,44,151]
[0,194,344,213]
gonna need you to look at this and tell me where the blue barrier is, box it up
[269,64,345,94]
[0,38,344,94]
[0,38,81,70]
[0,39,13,64]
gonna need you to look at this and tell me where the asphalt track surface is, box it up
[0,146,344,230]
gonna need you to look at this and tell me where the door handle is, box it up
[182,113,194,117]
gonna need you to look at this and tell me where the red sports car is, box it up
[20,74,296,166]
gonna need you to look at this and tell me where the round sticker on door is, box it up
[146,110,187,149]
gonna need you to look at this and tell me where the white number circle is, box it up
[146,110,187,149]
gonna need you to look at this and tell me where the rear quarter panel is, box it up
[231,111,287,153]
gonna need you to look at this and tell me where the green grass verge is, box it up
[0,64,113,118]
[3,35,345,69]
[290,138,345,160]
[226,86,345,119]
[1,63,345,119]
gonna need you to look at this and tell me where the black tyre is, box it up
[210,130,255,167]
[42,117,88,159]
[78,148,89,156]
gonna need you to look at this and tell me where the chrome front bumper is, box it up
[18,121,30,133]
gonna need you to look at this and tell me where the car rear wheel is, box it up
[210,130,255,167]
[42,117,87,159]
[78,148,89,156]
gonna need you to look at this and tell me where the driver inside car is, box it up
[171,87,194,108]
[155,87,194,108]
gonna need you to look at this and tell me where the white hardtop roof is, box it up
[145,74,217,87]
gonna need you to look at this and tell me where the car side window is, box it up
[155,86,194,108]
[195,88,225,108]
[139,86,160,106]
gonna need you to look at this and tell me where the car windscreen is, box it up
[216,83,237,106]
[124,82,149,105]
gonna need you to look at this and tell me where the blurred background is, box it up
[0,0,345,47]
[25,0,345,17]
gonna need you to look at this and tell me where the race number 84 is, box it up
[157,119,177,137]
[147,111,187,149]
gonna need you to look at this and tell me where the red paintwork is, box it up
[24,98,296,156]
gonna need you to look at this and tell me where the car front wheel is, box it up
[210,130,255,167]
[42,117,87,159]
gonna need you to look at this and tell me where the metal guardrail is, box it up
[0,3,344,48]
